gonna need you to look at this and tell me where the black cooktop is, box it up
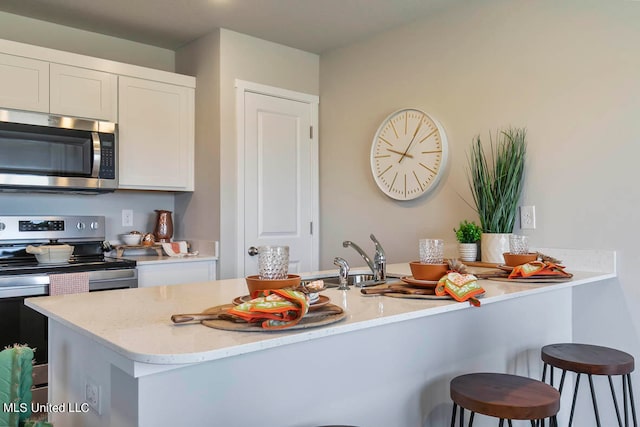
[0,257,136,276]
[0,241,136,276]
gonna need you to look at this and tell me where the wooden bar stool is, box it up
[541,343,637,427]
[450,373,560,426]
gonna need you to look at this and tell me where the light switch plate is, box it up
[520,205,536,229]
[122,209,133,227]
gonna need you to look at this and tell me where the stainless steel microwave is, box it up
[0,109,117,193]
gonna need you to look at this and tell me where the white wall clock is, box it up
[370,108,448,201]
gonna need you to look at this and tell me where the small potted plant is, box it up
[454,220,482,262]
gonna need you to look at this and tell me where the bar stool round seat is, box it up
[541,343,637,427]
[542,343,634,376]
[450,373,560,426]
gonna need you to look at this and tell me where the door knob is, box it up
[248,246,258,256]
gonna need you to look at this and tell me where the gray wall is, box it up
[217,29,319,279]
[175,30,222,257]
[319,0,639,421]
[0,11,175,71]
[0,191,174,243]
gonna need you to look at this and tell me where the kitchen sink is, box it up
[301,272,403,288]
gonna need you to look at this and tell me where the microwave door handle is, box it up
[91,132,101,178]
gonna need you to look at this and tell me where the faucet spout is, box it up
[342,240,375,273]
[342,235,387,283]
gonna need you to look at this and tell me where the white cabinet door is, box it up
[0,53,49,112]
[118,76,195,191]
[137,260,216,287]
[50,63,117,122]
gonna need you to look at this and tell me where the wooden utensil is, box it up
[474,270,510,279]
[171,304,238,324]
[361,284,437,296]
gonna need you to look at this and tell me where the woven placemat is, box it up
[490,276,573,284]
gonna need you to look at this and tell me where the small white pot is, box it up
[480,233,511,264]
[458,243,478,262]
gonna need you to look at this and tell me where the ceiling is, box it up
[0,0,454,54]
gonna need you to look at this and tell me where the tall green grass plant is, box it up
[467,128,527,233]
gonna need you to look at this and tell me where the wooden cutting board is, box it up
[202,303,346,331]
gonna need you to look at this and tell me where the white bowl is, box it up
[26,244,74,264]
[121,234,142,245]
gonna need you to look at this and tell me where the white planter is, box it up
[458,243,478,262]
[481,233,511,264]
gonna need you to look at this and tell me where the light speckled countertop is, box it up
[25,254,616,366]
[120,253,217,265]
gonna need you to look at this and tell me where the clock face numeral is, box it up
[370,109,447,201]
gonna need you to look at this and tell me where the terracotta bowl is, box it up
[245,274,301,294]
[502,252,538,267]
[409,262,449,281]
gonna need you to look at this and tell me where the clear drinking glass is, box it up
[258,245,289,279]
[419,239,444,264]
[509,235,529,254]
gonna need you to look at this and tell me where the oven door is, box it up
[0,293,49,407]
[0,267,137,410]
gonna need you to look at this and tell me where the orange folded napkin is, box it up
[508,261,571,279]
[436,272,484,306]
[226,288,309,330]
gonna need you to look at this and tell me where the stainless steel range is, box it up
[0,215,137,406]
[0,215,137,299]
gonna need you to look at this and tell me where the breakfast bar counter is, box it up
[25,249,615,427]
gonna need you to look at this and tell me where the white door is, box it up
[240,85,319,277]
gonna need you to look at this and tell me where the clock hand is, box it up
[399,120,423,163]
[387,148,414,158]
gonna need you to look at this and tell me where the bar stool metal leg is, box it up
[451,403,458,427]
[626,373,638,427]
[609,375,624,427]
[559,370,567,392]
[568,373,581,426]
[468,411,474,426]
[587,374,603,427]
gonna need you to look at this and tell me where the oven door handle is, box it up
[0,268,138,298]
[0,284,48,298]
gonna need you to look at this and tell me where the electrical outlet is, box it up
[520,205,536,229]
[85,381,101,414]
[122,209,133,227]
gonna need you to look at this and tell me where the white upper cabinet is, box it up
[0,39,195,192]
[118,76,195,191]
[50,63,117,122]
[0,53,49,112]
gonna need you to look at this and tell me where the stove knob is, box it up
[90,221,100,230]
[76,222,86,230]
[0,222,5,232]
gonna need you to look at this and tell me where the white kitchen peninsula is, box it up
[25,250,615,427]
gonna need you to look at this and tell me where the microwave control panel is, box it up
[99,135,116,179]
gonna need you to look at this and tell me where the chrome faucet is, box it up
[343,234,386,283]
[333,257,350,290]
